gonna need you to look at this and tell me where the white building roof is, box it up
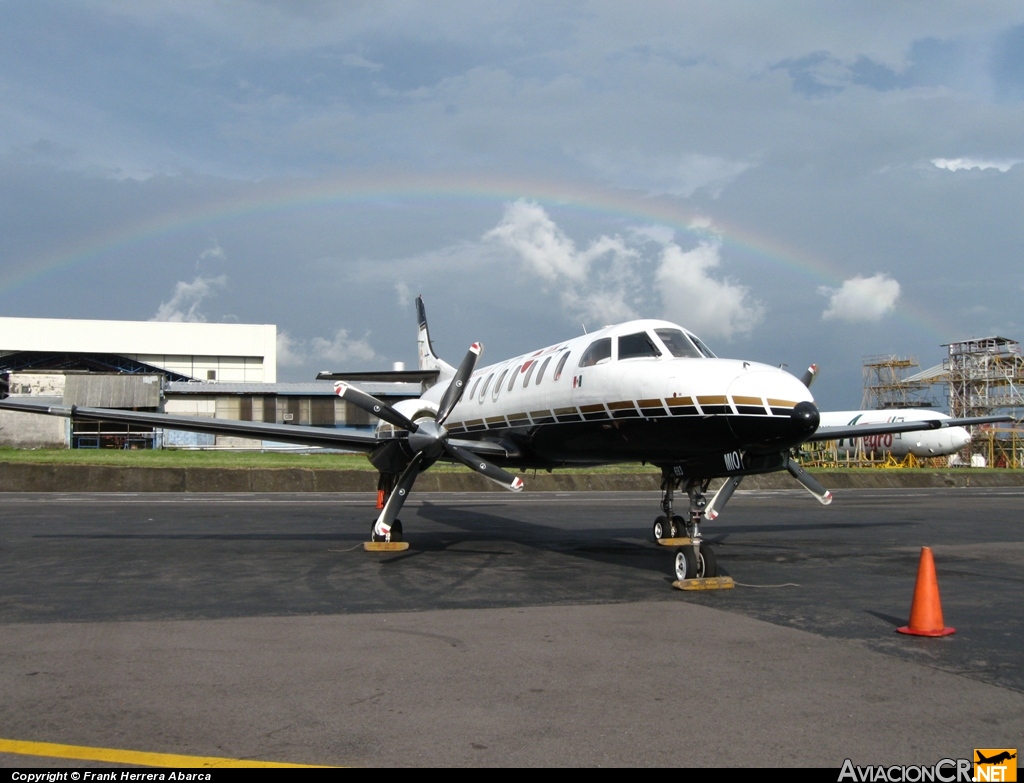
[0,316,277,382]
[0,316,275,357]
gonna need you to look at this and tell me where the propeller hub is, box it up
[408,418,447,456]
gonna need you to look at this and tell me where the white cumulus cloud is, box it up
[931,158,1022,173]
[656,239,765,339]
[485,199,763,338]
[277,329,376,368]
[819,273,901,322]
[151,274,227,323]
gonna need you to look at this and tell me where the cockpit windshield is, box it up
[654,328,703,358]
[618,331,662,360]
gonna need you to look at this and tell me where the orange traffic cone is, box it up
[897,546,955,637]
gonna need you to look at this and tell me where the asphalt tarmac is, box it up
[1,488,1022,767]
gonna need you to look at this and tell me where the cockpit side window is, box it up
[618,331,662,360]
[578,338,612,367]
[654,328,702,359]
[689,333,717,358]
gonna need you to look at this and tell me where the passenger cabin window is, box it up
[507,365,521,392]
[618,331,661,360]
[479,373,494,401]
[578,338,612,367]
[470,378,481,399]
[523,360,537,387]
[493,369,509,400]
[535,356,552,385]
[655,328,703,359]
[553,352,570,381]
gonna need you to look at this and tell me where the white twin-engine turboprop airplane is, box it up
[329,298,1009,580]
[0,297,1011,582]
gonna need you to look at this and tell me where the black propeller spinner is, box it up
[335,342,523,540]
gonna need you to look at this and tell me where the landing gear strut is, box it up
[655,467,719,580]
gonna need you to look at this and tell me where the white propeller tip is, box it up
[511,476,524,492]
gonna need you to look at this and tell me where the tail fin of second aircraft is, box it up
[416,296,456,377]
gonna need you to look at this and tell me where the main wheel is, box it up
[652,516,670,541]
[671,514,685,538]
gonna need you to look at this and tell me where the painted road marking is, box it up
[0,738,332,768]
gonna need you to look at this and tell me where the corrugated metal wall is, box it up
[63,374,162,408]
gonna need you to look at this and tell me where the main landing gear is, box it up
[370,518,403,543]
[654,468,725,584]
[364,472,410,552]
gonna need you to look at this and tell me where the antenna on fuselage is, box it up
[581,323,588,334]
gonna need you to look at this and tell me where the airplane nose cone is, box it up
[792,400,820,434]
[726,368,818,450]
[955,428,972,450]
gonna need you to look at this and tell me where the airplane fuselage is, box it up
[391,319,817,475]
[819,410,971,459]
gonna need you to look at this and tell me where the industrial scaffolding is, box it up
[861,355,938,410]
[944,336,1024,465]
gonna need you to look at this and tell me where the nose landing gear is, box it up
[655,467,732,589]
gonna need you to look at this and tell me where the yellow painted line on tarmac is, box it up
[0,738,333,768]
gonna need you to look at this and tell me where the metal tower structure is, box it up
[861,355,938,410]
[945,336,1024,418]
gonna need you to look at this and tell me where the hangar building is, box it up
[0,316,277,384]
[0,316,413,450]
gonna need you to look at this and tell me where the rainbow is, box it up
[0,171,952,342]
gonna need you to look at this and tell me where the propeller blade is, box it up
[435,342,482,426]
[443,441,524,492]
[799,364,818,388]
[335,381,419,432]
[374,452,424,536]
[786,457,833,505]
[706,475,744,520]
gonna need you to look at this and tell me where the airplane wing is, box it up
[0,398,514,458]
[0,399,383,451]
[807,414,1015,443]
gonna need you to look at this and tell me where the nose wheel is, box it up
[673,543,718,580]
[652,514,687,542]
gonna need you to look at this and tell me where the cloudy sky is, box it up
[2,2,1023,408]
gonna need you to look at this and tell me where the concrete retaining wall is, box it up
[1,462,1021,492]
